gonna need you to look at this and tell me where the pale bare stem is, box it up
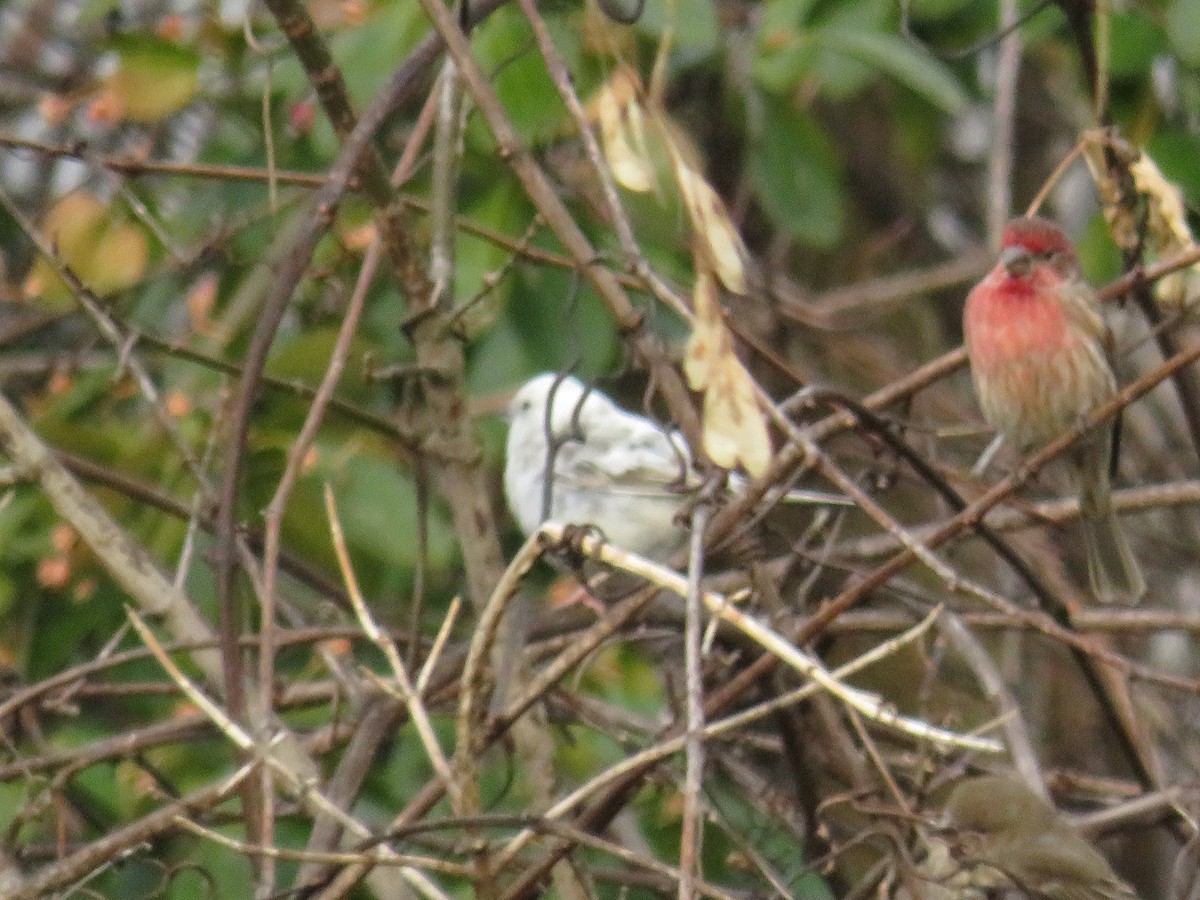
[0,182,285,700]
[1026,138,1087,218]
[454,531,551,806]
[532,527,1004,755]
[817,607,1200,635]
[172,816,474,877]
[695,793,793,900]
[541,821,743,900]
[251,198,371,888]
[808,443,964,584]
[0,135,641,291]
[430,59,466,308]
[98,164,190,263]
[7,764,257,900]
[779,418,1197,693]
[418,596,462,694]
[45,621,131,716]
[801,335,1200,660]
[124,607,443,888]
[748,241,1200,513]
[1102,244,1200,302]
[756,384,967,590]
[306,857,459,900]
[835,479,1200,560]
[987,0,1021,247]
[778,252,993,330]
[263,60,279,213]
[679,504,709,900]
[258,188,375,733]
[395,82,442,190]
[936,610,1046,796]
[497,606,947,866]
[845,706,907,810]
[322,484,459,806]
[175,418,225,590]
[124,606,257,754]
[494,582,663,738]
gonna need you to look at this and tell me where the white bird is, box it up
[503,372,845,562]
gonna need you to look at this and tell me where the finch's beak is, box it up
[999,244,1034,278]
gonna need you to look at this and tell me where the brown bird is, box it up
[916,774,1139,899]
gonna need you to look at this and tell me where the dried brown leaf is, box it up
[665,139,747,294]
[1081,129,1200,312]
[685,272,771,475]
[593,67,656,194]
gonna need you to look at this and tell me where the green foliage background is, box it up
[0,0,1196,896]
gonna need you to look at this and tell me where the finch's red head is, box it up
[998,216,1079,279]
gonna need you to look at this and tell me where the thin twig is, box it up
[987,0,1021,247]
[324,484,459,806]
[679,503,709,900]
[538,524,1001,754]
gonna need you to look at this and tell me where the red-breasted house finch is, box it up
[963,216,1145,604]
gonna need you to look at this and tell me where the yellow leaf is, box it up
[87,226,148,296]
[100,35,200,124]
[1127,153,1200,311]
[665,139,747,293]
[1080,130,1138,251]
[684,271,772,475]
[1081,130,1200,312]
[684,271,724,390]
[702,358,771,477]
[22,192,147,306]
[44,192,108,257]
[593,68,656,194]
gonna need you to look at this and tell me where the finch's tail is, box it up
[1075,441,1145,605]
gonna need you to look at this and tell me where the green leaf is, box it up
[334,452,456,571]
[637,0,719,53]
[330,3,429,108]
[904,0,972,19]
[1168,0,1200,66]
[472,8,570,145]
[1107,10,1166,77]
[753,35,820,95]
[815,28,968,112]
[453,179,530,336]
[749,101,844,248]
[795,0,889,98]
[502,261,620,372]
[1147,130,1200,202]
[106,34,200,122]
[759,0,821,36]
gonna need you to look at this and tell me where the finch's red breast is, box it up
[964,259,1114,447]
[964,262,1072,374]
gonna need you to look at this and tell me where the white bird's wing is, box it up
[555,406,694,496]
